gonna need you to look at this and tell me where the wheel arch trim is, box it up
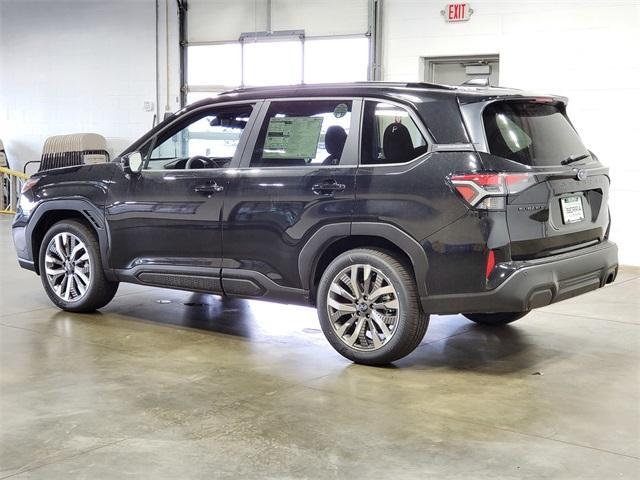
[26,198,111,277]
[299,222,429,298]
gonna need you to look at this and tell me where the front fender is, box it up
[21,198,113,278]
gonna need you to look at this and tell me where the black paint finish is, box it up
[12,82,619,313]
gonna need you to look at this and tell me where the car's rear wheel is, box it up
[463,311,529,326]
[39,220,118,312]
[317,248,429,366]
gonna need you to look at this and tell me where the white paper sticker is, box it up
[333,103,348,118]
[561,196,584,224]
[264,117,323,159]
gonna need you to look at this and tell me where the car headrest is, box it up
[383,122,414,164]
[324,125,347,157]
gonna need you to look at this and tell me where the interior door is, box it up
[106,102,259,287]
[221,98,361,296]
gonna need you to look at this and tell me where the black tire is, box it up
[463,311,530,326]
[317,248,429,366]
[39,219,119,312]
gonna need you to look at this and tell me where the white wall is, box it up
[0,0,180,171]
[383,0,640,265]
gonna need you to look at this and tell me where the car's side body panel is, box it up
[104,167,227,272]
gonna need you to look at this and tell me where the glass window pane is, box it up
[243,40,303,86]
[483,102,590,167]
[145,105,253,170]
[187,44,241,86]
[361,101,427,165]
[251,100,352,167]
[304,37,369,84]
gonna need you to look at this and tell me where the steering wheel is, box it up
[185,155,213,169]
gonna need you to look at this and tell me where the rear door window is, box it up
[250,100,352,167]
[483,101,590,167]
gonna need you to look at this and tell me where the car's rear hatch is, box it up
[478,99,610,260]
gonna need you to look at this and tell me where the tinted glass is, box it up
[251,100,352,167]
[483,101,590,167]
[361,101,427,165]
[144,105,253,170]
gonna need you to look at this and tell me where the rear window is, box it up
[483,101,590,167]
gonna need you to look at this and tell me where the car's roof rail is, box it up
[404,81,456,90]
[219,81,456,96]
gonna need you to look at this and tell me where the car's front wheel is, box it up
[463,311,530,326]
[317,248,429,366]
[39,220,119,312]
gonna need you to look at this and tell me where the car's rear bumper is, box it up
[421,240,618,314]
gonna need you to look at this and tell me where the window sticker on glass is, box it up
[264,117,323,159]
[333,103,348,118]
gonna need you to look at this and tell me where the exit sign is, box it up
[441,3,474,22]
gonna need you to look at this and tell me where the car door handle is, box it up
[194,182,224,194]
[311,181,346,195]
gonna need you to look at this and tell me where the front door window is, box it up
[143,104,254,170]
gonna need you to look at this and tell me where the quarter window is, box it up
[361,101,428,165]
[251,100,353,167]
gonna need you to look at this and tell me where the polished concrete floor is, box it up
[0,215,639,479]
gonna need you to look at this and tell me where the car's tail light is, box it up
[450,172,535,210]
[20,177,40,194]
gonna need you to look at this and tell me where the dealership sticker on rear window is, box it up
[333,103,348,118]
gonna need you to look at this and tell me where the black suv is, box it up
[12,82,619,365]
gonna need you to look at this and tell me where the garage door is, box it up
[185,0,371,104]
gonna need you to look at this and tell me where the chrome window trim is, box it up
[431,143,475,152]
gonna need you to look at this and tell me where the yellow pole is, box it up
[0,167,29,215]
[0,166,28,180]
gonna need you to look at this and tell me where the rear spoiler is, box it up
[457,91,568,106]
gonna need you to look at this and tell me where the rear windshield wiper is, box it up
[561,154,590,166]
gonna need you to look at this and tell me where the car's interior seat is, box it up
[382,122,415,164]
[322,126,347,165]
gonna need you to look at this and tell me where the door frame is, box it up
[219,97,363,302]
[236,97,364,169]
[138,99,266,171]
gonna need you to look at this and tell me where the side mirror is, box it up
[121,151,143,175]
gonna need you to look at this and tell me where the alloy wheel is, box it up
[326,264,400,351]
[44,232,92,302]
